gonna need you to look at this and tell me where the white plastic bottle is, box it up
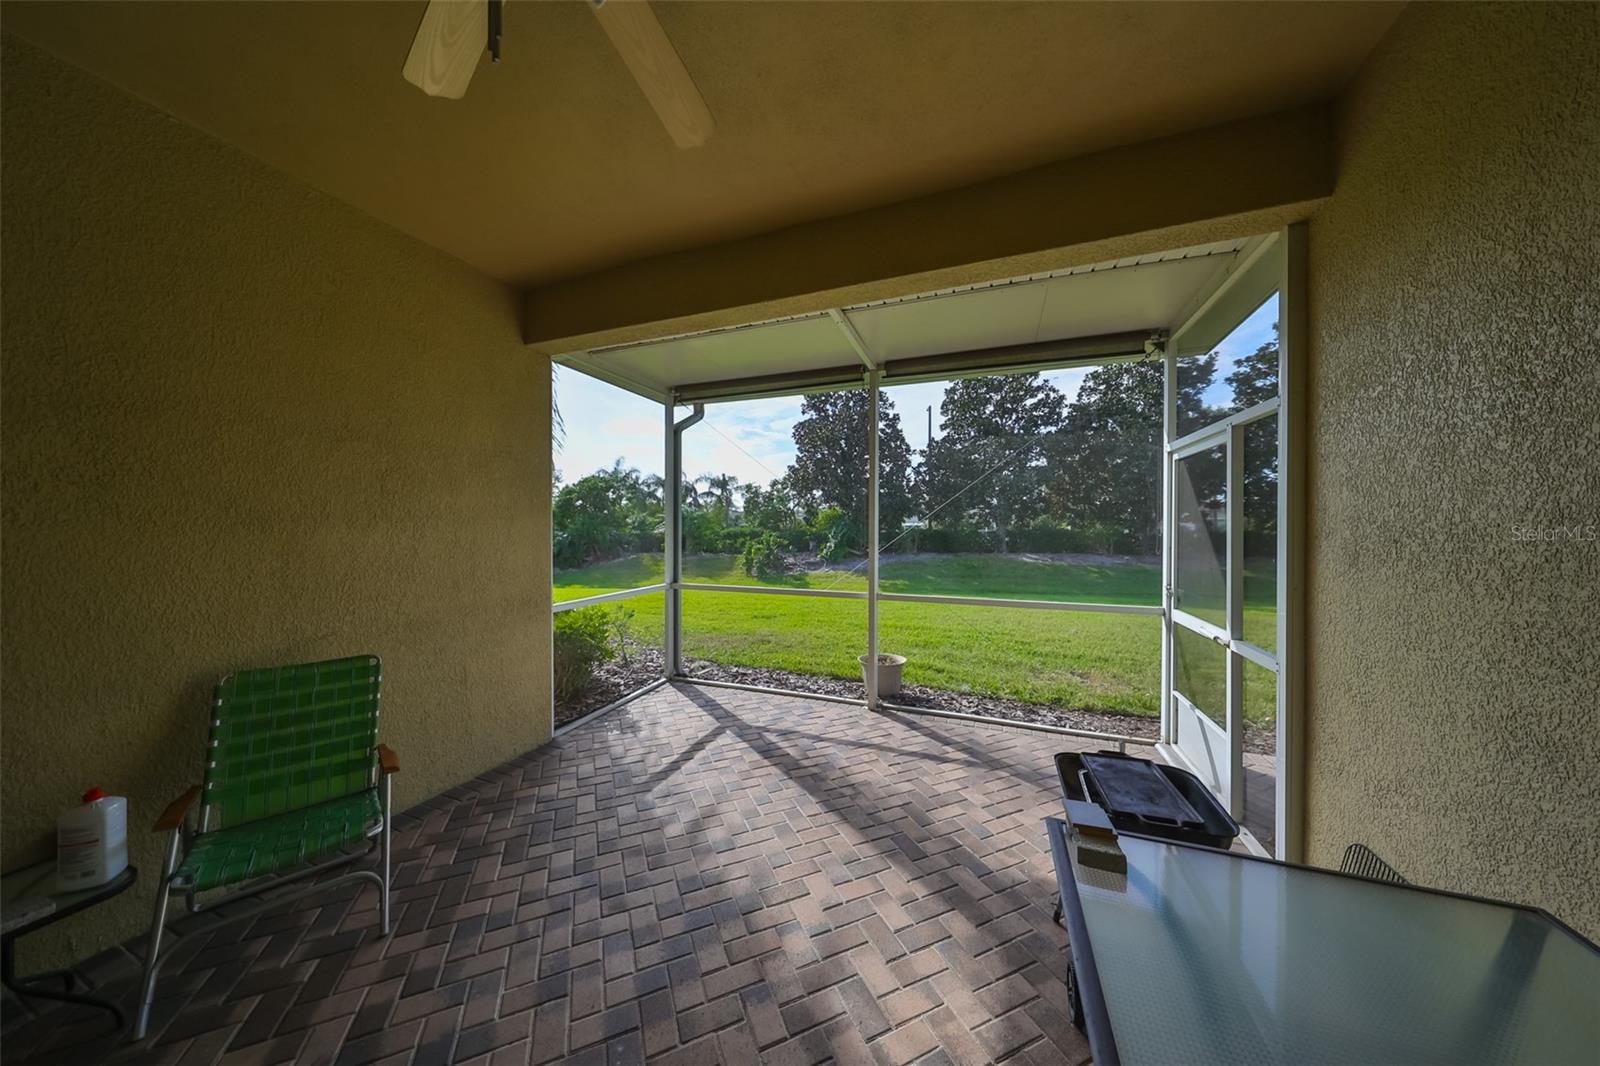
[57,788,129,891]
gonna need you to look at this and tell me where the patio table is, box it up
[1,861,137,1031]
[1044,813,1600,1065]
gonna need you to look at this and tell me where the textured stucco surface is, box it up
[0,1,1401,288]
[1305,4,1600,938]
[521,106,1336,351]
[1,35,553,968]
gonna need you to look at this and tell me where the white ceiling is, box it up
[559,238,1249,399]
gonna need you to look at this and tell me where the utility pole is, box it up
[926,405,933,450]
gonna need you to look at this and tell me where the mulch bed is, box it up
[677,660,1163,741]
[554,646,666,728]
[558,647,1286,753]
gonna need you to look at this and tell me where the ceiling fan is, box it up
[402,0,714,149]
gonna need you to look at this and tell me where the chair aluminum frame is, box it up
[132,760,395,1040]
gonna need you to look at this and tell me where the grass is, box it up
[553,552,1168,603]
[555,553,1276,722]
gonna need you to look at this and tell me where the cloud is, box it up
[684,404,798,485]
[552,367,665,482]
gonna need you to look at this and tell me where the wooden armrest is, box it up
[377,744,400,775]
[153,786,201,832]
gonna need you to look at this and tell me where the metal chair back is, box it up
[1339,843,1408,885]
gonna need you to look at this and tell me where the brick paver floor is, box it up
[3,683,1099,1065]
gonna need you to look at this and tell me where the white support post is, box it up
[664,396,680,678]
[664,399,705,679]
[866,372,880,710]
[1225,422,1245,821]
[1160,344,1175,746]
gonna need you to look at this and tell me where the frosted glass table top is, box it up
[1,860,137,936]
[1046,818,1600,1066]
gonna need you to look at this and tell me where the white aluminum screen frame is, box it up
[1157,226,1304,863]
[549,230,1303,768]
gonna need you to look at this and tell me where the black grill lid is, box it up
[1080,752,1205,829]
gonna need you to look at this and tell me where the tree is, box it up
[551,367,566,448]
[741,478,802,535]
[1045,357,1214,555]
[1225,328,1280,410]
[683,475,713,510]
[551,460,664,568]
[1228,329,1280,556]
[700,473,740,516]
[552,471,627,568]
[787,390,913,548]
[603,459,659,512]
[914,374,1065,552]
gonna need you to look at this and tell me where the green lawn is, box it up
[554,553,1276,722]
[553,552,1166,603]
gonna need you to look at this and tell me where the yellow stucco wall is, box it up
[1,35,553,968]
[1306,3,1600,937]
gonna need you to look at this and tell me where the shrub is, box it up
[741,532,788,578]
[716,526,759,555]
[1066,520,1139,556]
[552,607,618,704]
[610,606,637,665]
[812,507,857,562]
[911,526,996,554]
[552,530,588,570]
[680,509,724,554]
[1010,524,1090,554]
[818,527,851,562]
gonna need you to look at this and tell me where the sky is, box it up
[1196,293,1279,412]
[552,368,1091,489]
[552,292,1278,490]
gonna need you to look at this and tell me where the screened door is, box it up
[1162,232,1291,857]
[1169,436,1233,801]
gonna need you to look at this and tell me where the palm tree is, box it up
[703,473,739,514]
[687,475,716,509]
[551,367,565,447]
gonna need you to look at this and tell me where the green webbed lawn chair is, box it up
[135,655,398,1040]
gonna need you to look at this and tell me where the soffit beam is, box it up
[523,104,1334,354]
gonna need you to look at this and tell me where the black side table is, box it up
[1,862,138,1031]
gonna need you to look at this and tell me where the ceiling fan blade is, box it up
[403,0,489,99]
[590,0,715,149]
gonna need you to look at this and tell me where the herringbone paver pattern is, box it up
[3,684,1096,1065]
